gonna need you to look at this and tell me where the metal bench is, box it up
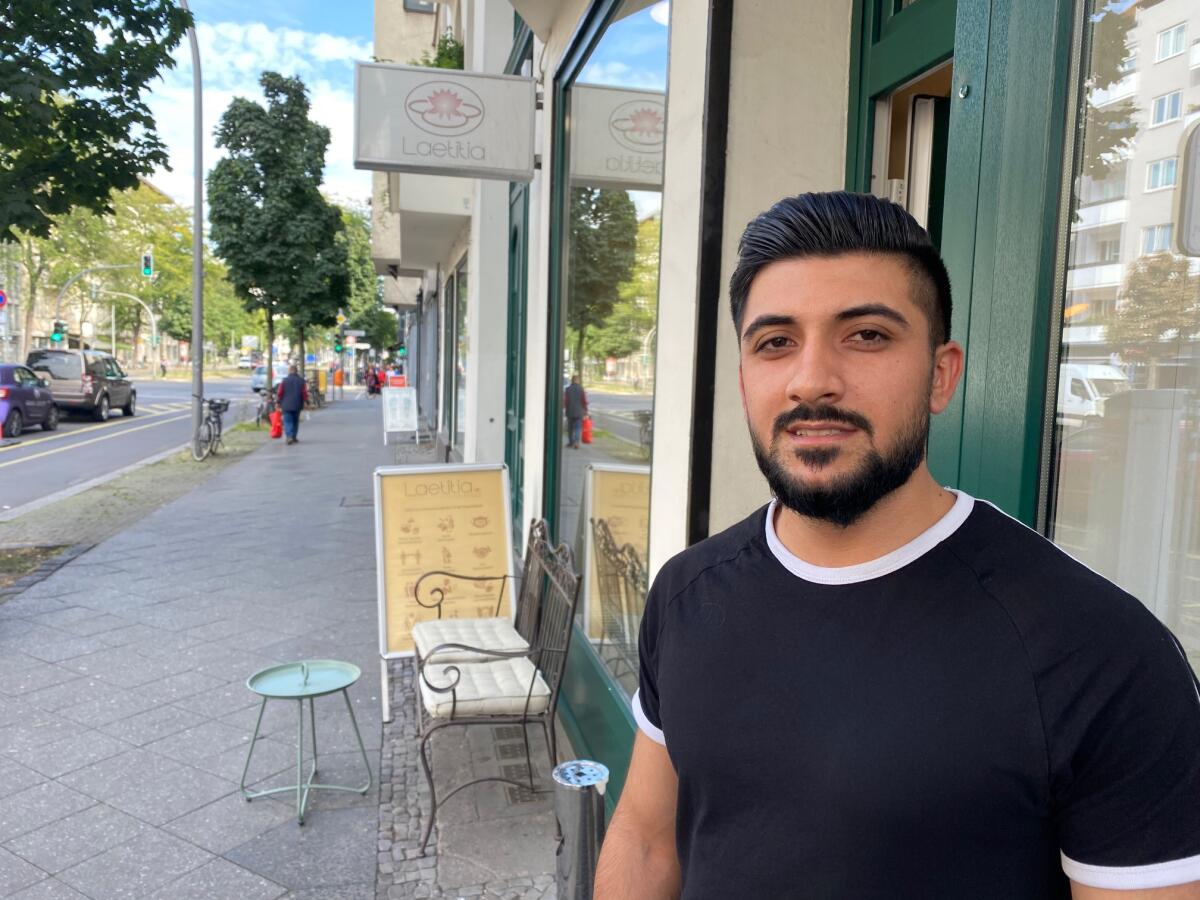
[414,522,581,854]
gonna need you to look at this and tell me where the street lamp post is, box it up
[99,290,158,376]
[178,0,204,454]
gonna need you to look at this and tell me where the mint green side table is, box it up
[240,659,372,824]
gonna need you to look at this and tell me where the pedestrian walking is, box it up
[594,192,1200,899]
[564,374,588,449]
[366,364,379,397]
[276,363,308,445]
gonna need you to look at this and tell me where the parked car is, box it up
[250,363,289,393]
[0,363,59,437]
[237,355,254,369]
[25,348,135,421]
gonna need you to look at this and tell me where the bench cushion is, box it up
[419,657,550,719]
[412,617,528,663]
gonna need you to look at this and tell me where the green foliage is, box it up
[0,0,191,241]
[410,33,465,70]
[1105,253,1200,384]
[565,188,638,373]
[1080,7,1138,182]
[207,72,348,354]
[336,205,398,350]
[586,216,660,360]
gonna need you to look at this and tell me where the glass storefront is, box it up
[454,257,468,450]
[552,0,669,696]
[1047,0,1200,671]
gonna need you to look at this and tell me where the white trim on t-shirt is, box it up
[764,490,975,585]
[632,688,666,746]
[1062,850,1200,890]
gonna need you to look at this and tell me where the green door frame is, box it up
[543,0,641,813]
[846,0,1076,525]
[506,182,529,542]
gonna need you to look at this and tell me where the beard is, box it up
[750,398,929,528]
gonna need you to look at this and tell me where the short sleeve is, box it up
[632,574,667,746]
[1050,613,1200,888]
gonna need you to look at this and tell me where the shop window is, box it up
[1155,23,1186,62]
[1150,90,1181,125]
[549,0,668,697]
[453,257,468,450]
[1145,157,1177,191]
[1140,224,1174,255]
[1046,0,1200,675]
[1098,238,1121,263]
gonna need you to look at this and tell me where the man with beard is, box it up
[594,192,1200,899]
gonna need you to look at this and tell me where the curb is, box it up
[0,443,187,524]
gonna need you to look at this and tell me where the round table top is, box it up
[247,660,361,699]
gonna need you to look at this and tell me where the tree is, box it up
[1105,253,1200,388]
[339,206,397,351]
[565,187,637,375]
[207,72,346,384]
[0,1,191,241]
[587,216,660,361]
[1079,5,1138,183]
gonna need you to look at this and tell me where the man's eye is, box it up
[757,336,792,351]
[850,329,887,343]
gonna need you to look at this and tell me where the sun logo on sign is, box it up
[608,99,666,152]
[405,80,485,137]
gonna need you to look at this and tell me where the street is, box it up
[587,389,652,446]
[0,376,256,513]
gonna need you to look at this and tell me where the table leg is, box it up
[309,696,318,777]
[342,689,373,794]
[296,698,305,824]
[240,697,268,799]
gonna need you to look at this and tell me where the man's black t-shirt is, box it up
[635,492,1200,898]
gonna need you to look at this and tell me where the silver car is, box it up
[250,363,289,393]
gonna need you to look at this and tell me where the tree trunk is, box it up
[574,326,587,378]
[267,310,276,393]
[298,326,306,377]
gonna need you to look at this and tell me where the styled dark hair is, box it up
[729,192,952,345]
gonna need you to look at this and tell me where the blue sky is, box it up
[581,3,669,90]
[145,0,375,209]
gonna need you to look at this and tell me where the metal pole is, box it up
[179,0,204,452]
[98,290,158,376]
[53,264,135,320]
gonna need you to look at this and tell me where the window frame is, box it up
[1140,223,1174,255]
[1145,156,1178,191]
[1150,90,1182,126]
[1154,23,1186,62]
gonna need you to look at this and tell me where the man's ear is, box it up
[930,340,965,415]
[738,364,749,419]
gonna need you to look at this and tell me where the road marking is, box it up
[0,409,183,454]
[0,413,191,470]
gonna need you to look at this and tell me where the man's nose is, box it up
[784,342,845,407]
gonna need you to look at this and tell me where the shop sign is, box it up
[382,385,417,433]
[1176,120,1200,256]
[373,464,514,657]
[570,85,665,190]
[354,62,536,182]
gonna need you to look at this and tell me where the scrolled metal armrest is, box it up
[411,570,511,614]
[422,642,532,667]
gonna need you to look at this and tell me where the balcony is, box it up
[1072,199,1128,230]
[1067,263,1123,290]
[371,171,473,277]
[1091,73,1138,107]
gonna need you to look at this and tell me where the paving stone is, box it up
[57,828,213,899]
[25,676,113,712]
[173,680,261,719]
[8,878,91,899]
[146,857,287,900]
[9,730,132,779]
[60,747,198,801]
[135,670,225,705]
[0,756,47,799]
[0,710,82,753]
[0,662,82,697]
[226,804,376,891]
[0,781,95,842]
[103,761,238,826]
[55,687,162,729]
[163,790,297,855]
[95,623,173,648]
[3,802,148,872]
[197,734,295,783]
[96,703,207,746]
[0,846,46,895]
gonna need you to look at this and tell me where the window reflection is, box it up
[1049,0,1200,671]
[556,0,667,695]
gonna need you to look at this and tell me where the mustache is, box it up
[773,404,873,438]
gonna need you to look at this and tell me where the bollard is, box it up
[553,760,609,900]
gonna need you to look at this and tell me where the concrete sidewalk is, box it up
[0,398,391,898]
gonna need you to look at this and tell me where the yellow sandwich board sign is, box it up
[373,464,514,657]
[581,463,650,641]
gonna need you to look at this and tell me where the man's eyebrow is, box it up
[740,314,796,343]
[836,303,909,327]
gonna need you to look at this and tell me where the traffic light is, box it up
[397,344,407,358]
[141,250,153,278]
[50,321,67,343]
[333,326,344,354]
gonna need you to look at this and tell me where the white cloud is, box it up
[145,20,373,212]
[650,2,670,26]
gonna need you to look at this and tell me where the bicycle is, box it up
[193,397,230,461]
[256,389,277,428]
[634,409,653,455]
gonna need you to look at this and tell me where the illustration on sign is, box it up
[609,99,666,153]
[374,465,514,656]
[570,85,666,190]
[405,81,485,136]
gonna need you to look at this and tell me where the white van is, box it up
[1058,363,1129,424]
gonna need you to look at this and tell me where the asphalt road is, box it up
[587,390,652,446]
[0,376,257,514]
